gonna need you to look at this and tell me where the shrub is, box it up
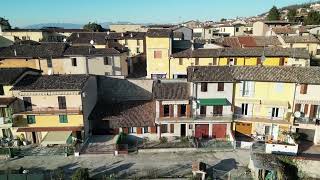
[159,137,168,144]
[72,168,89,180]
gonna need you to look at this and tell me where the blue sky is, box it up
[1,0,315,27]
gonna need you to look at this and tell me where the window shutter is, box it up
[267,108,273,118]
[310,105,316,118]
[170,124,174,133]
[186,104,191,117]
[247,104,253,116]
[150,126,157,134]
[300,84,308,94]
[249,81,255,97]
[239,82,243,96]
[169,105,174,117]
[177,105,181,117]
[294,104,301,112]
[137,127,142,134]
[159,102,164,117]
[278,108,284,118]
[304,104,309,115]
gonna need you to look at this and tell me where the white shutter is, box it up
[239,82,243,96]
[278,108,284,119]
[249,81,255,97]
[267,108,273,118]
[247,104,253,116]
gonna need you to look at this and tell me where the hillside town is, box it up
[1,1,320,179]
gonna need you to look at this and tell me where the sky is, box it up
[1,0,316,27]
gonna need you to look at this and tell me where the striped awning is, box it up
[295,100,320,105]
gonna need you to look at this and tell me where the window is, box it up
[23,97,32,111]
[59,115,68,123]
[241,81,254,97]
[213,58,217,65]
[241,103,249,115]
[137,40,140,46]
[58,96,66,109]
[300,84,308,94]
[129,127,136,133]
[217,83,224,91]
[143,126,149,133]
[105,72,110,76]
[271,108,279,118]
[0,85,4,95]
[179,58,183,65]
[27,115,36,124]
[170,124,174,133]
[161,124,168,133]
[201,83,208,92]
[136,47,140,53]
[200,106,206,115]
[104,57,112,65]
[71,58,77,66]
[154,50,162,59]
[189,124,193,129]
[213,105,223,115]
[195,58,199,65]
[236,27,239,32]
[47,58,52,68]
[228,58,235,66]
[151,74,166,79]
[180,104,186,116]
[176,74,187,79]
[125,39,128,45]
[163,105,170,117]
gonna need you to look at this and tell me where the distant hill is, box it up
[24,21,139,29]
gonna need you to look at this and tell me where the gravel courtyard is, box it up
[0,150,251,179]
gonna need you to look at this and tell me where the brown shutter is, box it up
[234,58,238,65]
[159,101,164,117]
[137,127,142,134]
[186,104,191,117]
[169,105,174,117]
[294,104,301,112]
[304,104,309,115]
[279,57,285,66]
[177,105,181,117]
[257,57,261,65]
[122,128,129,134]
[310,105,316,118]
[170,124,174,133]
[300,84,308,94]
[150,126,157,134]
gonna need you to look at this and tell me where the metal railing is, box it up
[233,114,290,122]
[15,106,83,115]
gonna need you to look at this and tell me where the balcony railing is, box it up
[193,114,233,121]
[15,106,83,115]
[294,117,320,125]
[233,114,291,124]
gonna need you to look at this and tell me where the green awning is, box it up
[198,98,229,106]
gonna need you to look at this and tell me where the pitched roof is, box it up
[98,101,155,128]
[12,74,90,91]
[0,43,67,58]
[237,36,257,47]
[67,32,145,45]
[172,47,310,59]
[153,81,190,100]
[254,36,282,46]
[282,35,320,43]
[147,29,173,38]
[187,66,320,84]
[219,36,281,48]
[272,27,296,34]
[63,46,121,56]
[0,68,41,85]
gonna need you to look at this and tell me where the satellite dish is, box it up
[294,111,301,118]
[90,40,94,45]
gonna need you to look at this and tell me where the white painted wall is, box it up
[265,143,298,155]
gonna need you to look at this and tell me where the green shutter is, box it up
[198,98,229,106]
[27,115,35,124]
[59,115,68,123]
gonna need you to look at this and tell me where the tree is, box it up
[304,11,320,25]
[287,9,297,22]
[83,22,104,32]
[266,6,280,21]
[72,168,89,180]
[220,18,227,22]
[0,17,11,30]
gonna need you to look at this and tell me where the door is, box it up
[180,124,186,137]
[200,106,206,116]
[32,132,37,144]
[58,96,67,109]
[235,122,252,135]
[212,124,227,139]
[195,124,209,138]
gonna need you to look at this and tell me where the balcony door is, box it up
[58,96,67,110]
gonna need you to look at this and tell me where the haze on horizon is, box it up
[1,0,316,28]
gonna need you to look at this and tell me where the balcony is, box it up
[293,117,319,129]
[0,117,13,128]
[157,114,233,122]
[233,114,291,125]
[15,107,83,115]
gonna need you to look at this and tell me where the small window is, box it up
[59,115,68,123]
[163,105,170,117]
[213,58,217,65]
[271,108,279,118]
[137,40,140,46]
[0,85,4,95]
[47,58,52,68]
[27,115,36,124]
[195,58,199,65]
[143,126,149,133]
[58,96,66,109]
[217,83,224,91]
[161,124,168,133]
[129,127,136,133]
[105,72,110,76]
[236,27,239,32]
[170,124,174,133]
[213,105,223,115]
[136,47,140,53]
[179,58,183,65]
[104,57,112,65]
[71,58,77,66]
[201,83,208,92]
[300,84,308,94]
[154,51,162,59]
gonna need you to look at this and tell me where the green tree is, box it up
[0,17,11,30]
[72,168,89,180]
[266,6,280,21]
[83,22,104,32]
[220,18,227,22]
[287,9,297,22]
[304,11,320,25]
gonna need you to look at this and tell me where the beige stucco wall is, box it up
[1,31,44,42]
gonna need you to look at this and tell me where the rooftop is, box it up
[63,46,121,56]
[0,68,41,85]
[153,81,190,100]
[146,29,173,38]
[12,74,90,91]
[187,66,320,84]
[282,35,320,43]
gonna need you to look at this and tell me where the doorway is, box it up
[32,132,37,144]
[180,124,186,137]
